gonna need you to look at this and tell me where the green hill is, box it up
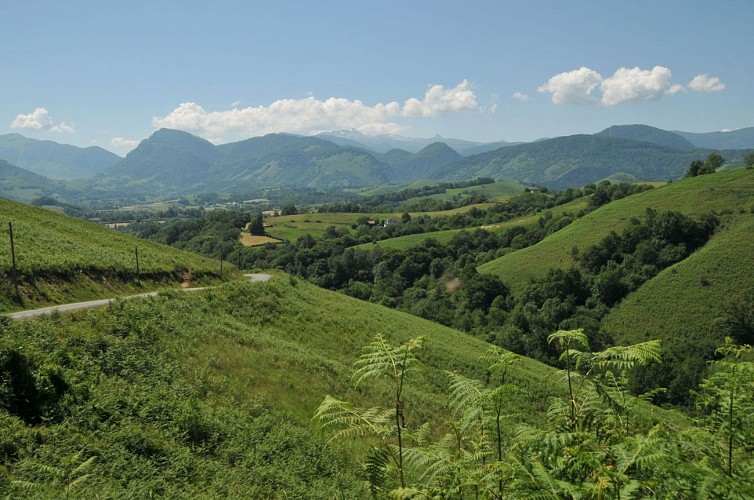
[596,124,696,150]
[676,126,754,149]
[95,129,222,194]
[601,214,754,400]
[0,160,70,202]
[352,197,588,251]
[434,134,706,188]
[0,133,121,180]
[0,197,229,311]
[0,276,563,497]
[380,142,463,181]
[479,168,754,292]
[477,168,754,403]
[11,267,754,498]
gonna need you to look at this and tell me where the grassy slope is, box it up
[601,214,754,359]
[478,169,754,292]
[352,197,588,251]
[0,275,684,498]
[0,197,232,311]
[403,180,527,204]
[0,276,685,497]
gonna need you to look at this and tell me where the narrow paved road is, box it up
[6,273,273,320]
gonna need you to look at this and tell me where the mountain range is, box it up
[1,124,754,202]
[0,133,121,180]
[316,129,522,154]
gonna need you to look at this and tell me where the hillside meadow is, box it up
[0,198,232,312]
[3,275,747,497]
[265,203,497,243]
[352,197,588,251]
[478,168,754,292]
[602,213,754,401]
[0,276,572,497]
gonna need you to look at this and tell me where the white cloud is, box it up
[402,80,478,117]
[512,92,531,102]
[110,137,140,150]
[51,122,75,133]
[11,107,75,133]
[689,73,726,93]
[600,66,680,106]
[537,67,603,105]
[153,80,480,141]
[538,66,696,106]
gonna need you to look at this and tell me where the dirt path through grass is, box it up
[6,273,273,320]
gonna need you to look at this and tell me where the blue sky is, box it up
[2,0,752,154]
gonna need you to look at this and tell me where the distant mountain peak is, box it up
[595,124,695,150]
[0,133,121,180]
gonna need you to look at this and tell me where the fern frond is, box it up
[388,486,431,499]
[548,328,589,351]
[314,395,392,441]
[445,371,486,429]
[70,455,96,476]
[364,446,390,496]
[10,480,42,491]
[613,425,666,474]
[484,346,519,382]
[66,473,94,492]
[592,340,661,372]
[353,334,424,386]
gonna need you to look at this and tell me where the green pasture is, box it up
[0,197,231,311]
[353,197,588,251]
[403,180,527,204]
[478,168,754,292]
[265,203,499,242]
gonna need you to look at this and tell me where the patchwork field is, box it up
[351,197,588,251]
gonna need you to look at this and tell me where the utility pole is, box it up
[135,246,141,285]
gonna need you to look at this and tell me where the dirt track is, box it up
[6,273,272,320]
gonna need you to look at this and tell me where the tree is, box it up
[700,152,725,175]
[686,159,704,178]
[249,213,265,236]
[281,204,298,216]
[744,152,754,169]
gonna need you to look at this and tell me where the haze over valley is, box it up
[2,1,754,498]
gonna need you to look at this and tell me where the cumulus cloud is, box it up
[110,137,140,150]
[512,92,531,102]
[539,66,695,106]
[538,67,603,105]
[402,80,478,117]
[689,73,726,93]
[600,66,682,106]
[153,80,480,141]
[11,107,75,133]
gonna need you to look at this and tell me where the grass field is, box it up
[0,197,233,311]
[602,213,754,352]
[265,203,498,242]
[238,233,284,246]
[0,276,569,496]
[478,168,754,292]
[403,180,527,204]
[351,197,589,251]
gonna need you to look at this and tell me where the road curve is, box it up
[6,273,273,320]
